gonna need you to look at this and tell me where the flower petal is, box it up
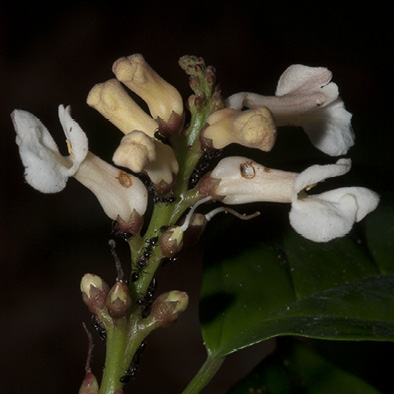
[12,109,72,193]
[292,159,351,197]
[58,105,88,169]
[301,99,354,156]
[275,65,336,100]
[289,187,379,242]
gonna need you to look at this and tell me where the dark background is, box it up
[1,1,393,393]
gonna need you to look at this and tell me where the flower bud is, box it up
[113,130,178,189]
[87,79,158,137]
[203,107,276,151]
[112,54,184,129]
[150,291,189,328]
[159,226,184,258]
[113,130,156,173]
[106,281,132,318]
[78,370,99,394]
[80,274,110,315]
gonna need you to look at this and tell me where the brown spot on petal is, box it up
[116,171,133,188]
[263,167,271,173]
[240,162,255,179]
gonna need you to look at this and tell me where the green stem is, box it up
[99,319,128,394]
[182,354,225,394]
[100,58,219,393]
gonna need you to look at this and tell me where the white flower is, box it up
[209,156,379,242]
[226,65,354,156]
[12,105,148,222]
[289,159,379,242]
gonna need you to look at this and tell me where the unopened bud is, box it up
[187,93,206,112]
[113,130,156,173]
[150,291,189,328]
[106,281,132,318]
[86,79,158,137]
[80,274,109,315]
[113,54,184,126]
[78,370,99,394]
[205,65,216,88]
[203,107,276,151]
[159,226,184,258]
[78,370,100,394]
[210,89,225,113]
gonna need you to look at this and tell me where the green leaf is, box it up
[228,341,382,394]
[365,200,394,274]
[199,203,394,358]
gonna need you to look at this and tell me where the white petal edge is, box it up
[289,187,379,242]
[302,99,354,156]
[292,159,352,197]
[12,109,71,193]
[58,105,88,169]
[275,65,334,97]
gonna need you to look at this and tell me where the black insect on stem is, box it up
[153,195,177,205]
[137,278,158,318]
[91,315,106,341]
[111,220,131,242]
[189,149,223,187]
[154,130,169,144]
[119,341,147,383]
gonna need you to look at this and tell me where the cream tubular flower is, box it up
[12,105,148,224]
[113,130,157,173]
[203,107,276,151]
[226,65,354,156]
[289,159,379,242]
[210,156,297,204]
[112,54,184,128]
[87,79,158,137]
[113,131,179,187]
[74,152,148,222]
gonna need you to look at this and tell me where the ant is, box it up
[91,315,106,341]
[119,341,147,383]
[153,195,176,205]
[137,278,158,318]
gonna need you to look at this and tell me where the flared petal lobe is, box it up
[290,159,379,242]
[289,187,379,242]
[12,105,88,193]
